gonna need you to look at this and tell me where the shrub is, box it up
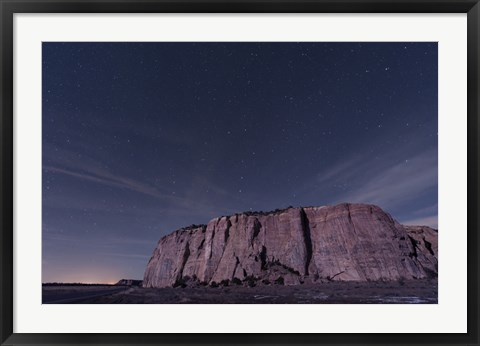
[220,279,230,287]
[274,276,285,285]
[210,281,219,288]
[172,276,188,288]
[231,277,242,285]
[243,275,257,287]
[172,278,187,288]
[282,265,300,275]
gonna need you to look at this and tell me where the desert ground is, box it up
[43,279,437,304]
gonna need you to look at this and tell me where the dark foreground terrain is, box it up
[43,279,437,304]
[42,285,127,304]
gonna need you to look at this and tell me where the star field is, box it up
[42,42,437,283]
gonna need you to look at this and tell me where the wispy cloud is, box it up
[401,215,438,228]
[412,203,438,216]
[43,144,241,217]
[43,231,155,247]
[43,143,190,204]
[43,165,178,202]
[316,155,366,186]
[300,145,437,219]
[104,252,150,260]
[335,149,437,209]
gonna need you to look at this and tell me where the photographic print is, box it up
[42,42,438,304]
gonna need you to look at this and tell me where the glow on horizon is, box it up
[42,269,125,284]
[42,281,119,285]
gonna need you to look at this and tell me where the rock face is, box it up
[143,203,438,288]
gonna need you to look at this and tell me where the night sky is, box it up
[42,42,437,283]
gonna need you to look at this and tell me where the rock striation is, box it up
[143,203,438,288]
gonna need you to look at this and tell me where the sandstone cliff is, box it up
[143,203,438,288]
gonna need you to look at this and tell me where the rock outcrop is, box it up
[115,279,143,286]
[143,203,438,288]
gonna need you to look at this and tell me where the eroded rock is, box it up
[143,203,438,288]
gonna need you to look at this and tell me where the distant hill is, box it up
[114,279,143,286]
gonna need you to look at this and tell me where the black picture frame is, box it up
[1,1,478,345]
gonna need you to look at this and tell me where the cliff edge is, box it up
[143,203,438,288]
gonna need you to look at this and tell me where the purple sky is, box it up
[42,42,438,283]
